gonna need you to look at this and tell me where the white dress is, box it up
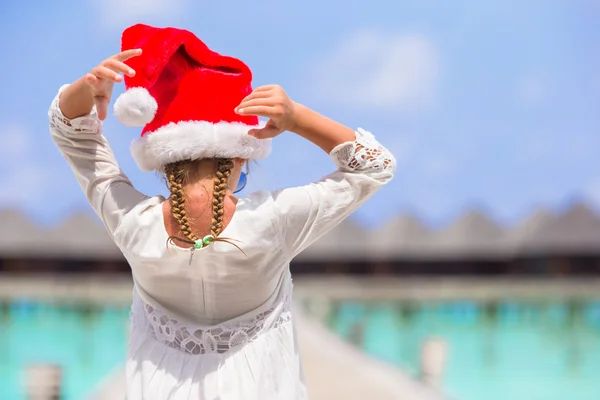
[49,86,396,400]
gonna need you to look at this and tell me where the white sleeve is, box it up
[48,85,148,237]
[274,128,396,259]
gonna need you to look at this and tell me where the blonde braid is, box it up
[164,159,245,255]
[211,159,234,237]
[165,162,198,242]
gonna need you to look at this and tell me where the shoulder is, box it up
[239,188,313,215]
[227,190,285,236]
[240,189,275,206]
[113,195,166,243]
[235,189,280,220]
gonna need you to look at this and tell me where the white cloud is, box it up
[517,76,547,105]
[92,0,188,30]
[517,130,596,164]
[384,135,417,169]
[0,164,62,206]
[0,125,66,207]
[421,156,459,180]
[0,125,30,157]
[306,30,440,110]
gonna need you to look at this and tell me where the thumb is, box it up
[248,119,282,139]
[248,125,280,139]
[95,96,109,121]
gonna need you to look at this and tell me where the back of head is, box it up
[110,24,272,249]
[164,158,234,246]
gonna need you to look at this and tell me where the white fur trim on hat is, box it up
[113,87,158,127]
[130,121,271,171]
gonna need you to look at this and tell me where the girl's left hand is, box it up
[84,49,142,120]
[235,85,297,139]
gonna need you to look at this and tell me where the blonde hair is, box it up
[163,158,244,253]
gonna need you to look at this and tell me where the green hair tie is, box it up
[193,235,215,249]
[202,235,214,246]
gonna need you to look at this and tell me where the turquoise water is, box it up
[326,299,600,400]
[0,300,130,399]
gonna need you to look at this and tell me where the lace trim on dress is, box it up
[330,128,396,173]
[48,84,101,135]
[130,279,293,355]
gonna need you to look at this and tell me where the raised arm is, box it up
[236,84,356,153]
[236,86,396,258]
[49,50,148,237]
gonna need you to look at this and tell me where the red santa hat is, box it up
[113,24,270,172]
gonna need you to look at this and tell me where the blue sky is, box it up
[0,0,598,228]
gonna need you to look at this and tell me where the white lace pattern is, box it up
[330,128,396,173]
[130,279,293,355]
[48,84,102,135]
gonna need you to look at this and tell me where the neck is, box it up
[163,158,239,242]
[185,178,234,201]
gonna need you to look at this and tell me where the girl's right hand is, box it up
[84,49,142,120]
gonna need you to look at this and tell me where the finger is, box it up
[85,73,108,93]
[84,73,100,88]
[103,59,136,77]
[248,125,280,139]
[95,97,110,121]
[113,48,143,62]
[240,90,272,104]
[236,105,276,118]
[235,98,276,112]
[92,66,122,82]
[252,85,277,93]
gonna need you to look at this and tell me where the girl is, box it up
[49,24,395,400]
